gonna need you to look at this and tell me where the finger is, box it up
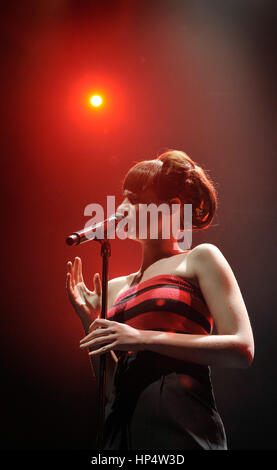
[88,340,118,356]
[67,261,75,288]
[66,270,72,291]
[76,257,84,284]
[80,333,116,350]
[80,325,114,344]
[88,317,112,333]
[67,261,72,273]
[80,321,111,344]
[73,257,79,285]
[93,273,102,297]
[66,272,74,301]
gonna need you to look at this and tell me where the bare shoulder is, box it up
[190,242,222,256]
[108,274,129,291]
[189,243,225,262]
[188,243,231,278]
[107,273,135,308]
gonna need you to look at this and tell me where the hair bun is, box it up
[123,149,218,231]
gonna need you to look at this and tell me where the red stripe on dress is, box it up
[113,274,202,305]
[110,284,211,322]
[123,311,209,335]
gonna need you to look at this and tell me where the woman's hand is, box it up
[66,257,101,331]
[79,318,144,356]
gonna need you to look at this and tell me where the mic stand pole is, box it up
[95,238,111,451]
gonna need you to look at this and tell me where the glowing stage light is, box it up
[90,95,103,107]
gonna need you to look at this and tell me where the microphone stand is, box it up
[94,237,111,450]
[66,218,121,449]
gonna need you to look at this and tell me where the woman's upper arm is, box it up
[191,244,254,357]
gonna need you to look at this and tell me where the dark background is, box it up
[1,0,276,450]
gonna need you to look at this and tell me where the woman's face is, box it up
[116,189,181,242]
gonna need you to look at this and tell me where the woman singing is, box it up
[66,150,254,450]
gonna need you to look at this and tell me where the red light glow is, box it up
[90,95,103,107]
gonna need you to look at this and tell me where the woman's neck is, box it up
[136,238,185,279]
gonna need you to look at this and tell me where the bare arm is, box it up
[80,244,255,369]
[139,244,255,368]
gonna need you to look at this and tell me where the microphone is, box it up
[66,212,125,246]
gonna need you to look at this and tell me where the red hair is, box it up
[122,150,218,231]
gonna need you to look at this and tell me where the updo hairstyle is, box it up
[122,150,218,231]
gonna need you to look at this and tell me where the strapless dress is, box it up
[101,274,227,450]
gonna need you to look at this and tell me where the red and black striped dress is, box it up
[103,274,227,450]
